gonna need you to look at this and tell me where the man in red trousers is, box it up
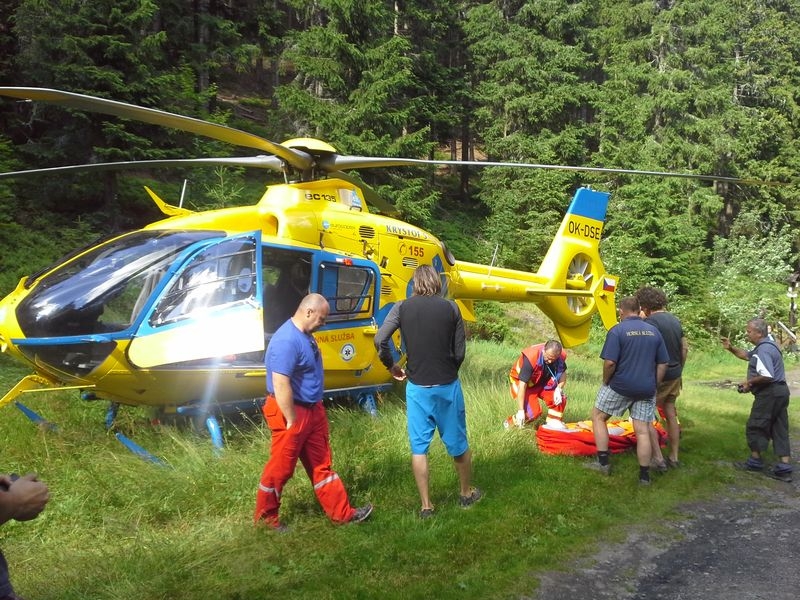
[254,293,372,531]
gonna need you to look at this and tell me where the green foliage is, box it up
[475,170,574,269]
[462,1,598,269]
[707,208,795,338]
[466,301,510,342]
[5,1,230,228]
[201,166,247,209]
[601,180,715,297]
[0,219,98,295]
[425,205,489,264]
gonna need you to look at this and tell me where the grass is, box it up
[1,335,797,600]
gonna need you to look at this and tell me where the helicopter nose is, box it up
[0,302,11,351]
[0,291,27,355]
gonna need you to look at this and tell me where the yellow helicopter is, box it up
[0,87,747,450]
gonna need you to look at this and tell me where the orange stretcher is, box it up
[535,419,667,456]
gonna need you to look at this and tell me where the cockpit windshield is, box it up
[16,230,221,338]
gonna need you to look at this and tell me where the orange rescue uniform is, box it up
[508,343,567,423]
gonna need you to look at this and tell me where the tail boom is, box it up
[446,187,618,347]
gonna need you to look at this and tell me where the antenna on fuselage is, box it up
[179,179,188,208]
[487,244,500,278]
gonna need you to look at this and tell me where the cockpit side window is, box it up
[319,263,374,322]
[150,238,257,327]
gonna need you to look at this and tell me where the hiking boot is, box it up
[459,487,483,509]
[767,466,793,483]
[651,459,668,473]
[585,461,611,476]
[350,503,374,523]
[734,459,764,472]
[419,507,435,519]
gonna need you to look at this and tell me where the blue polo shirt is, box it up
[601,316,669,398]
[266,319,323,403]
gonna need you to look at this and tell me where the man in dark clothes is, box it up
[588,296,669,485]
[636,286,688,469]
[722,318,793,482]
[374,265,481,519]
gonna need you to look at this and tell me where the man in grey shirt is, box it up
[722,318,792,482]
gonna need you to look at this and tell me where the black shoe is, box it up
[419,507,435,519]
[459,487,483,509]
[650,459,668,473]
[767,467,793,483]
[350,503,374,523]
[733,460,764,472]
[585,461,612,476]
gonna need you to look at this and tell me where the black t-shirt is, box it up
[646,311,684,381]
[375,295,466,386]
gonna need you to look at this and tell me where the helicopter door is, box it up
[128,233,263,368]
[262,247,313,335]
[310,253,379,375]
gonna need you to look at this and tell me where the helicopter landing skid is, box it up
[14,401,58,431]
[102,402,166,465]
[325,385,392,417]
[356,392,379,417]
[174,398,266,453]
[102,400,230,461]
[114,432,167,466]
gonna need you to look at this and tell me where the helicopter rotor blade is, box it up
[0,87,313,172]
[319,155,786,187]
[0,156,287,180]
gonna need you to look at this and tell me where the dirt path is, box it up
[527,374,800,600]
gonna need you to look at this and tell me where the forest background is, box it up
[1,0,799,343]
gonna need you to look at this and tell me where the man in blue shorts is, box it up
[374,265,482,519]
[589,296,669,485]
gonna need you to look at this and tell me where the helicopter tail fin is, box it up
[534,187,618,347]
[592,273,619,330]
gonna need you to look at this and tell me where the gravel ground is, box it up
[527,378,800,600]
